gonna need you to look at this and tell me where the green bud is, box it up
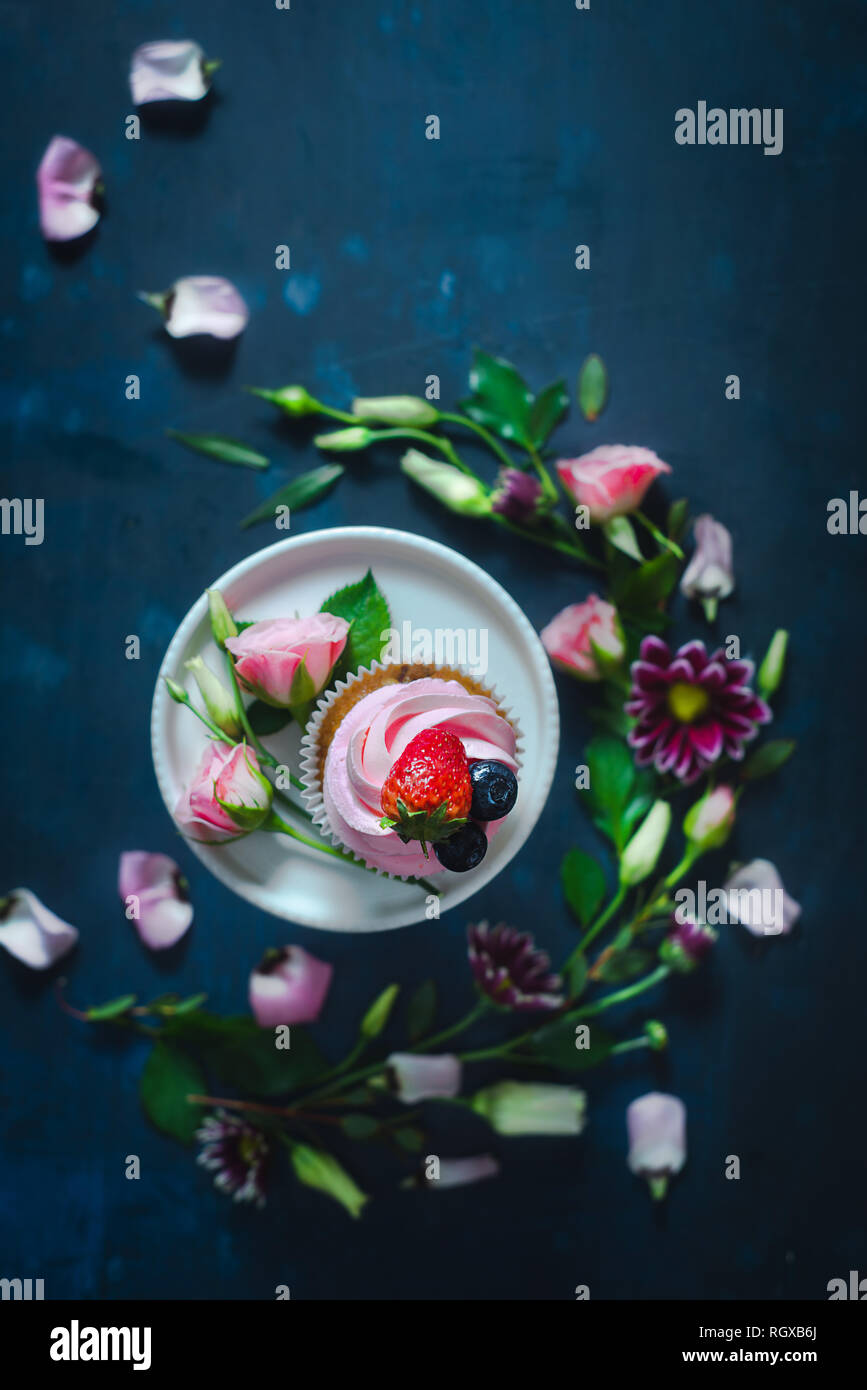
[360,983,400,1039]
[247,384,318,417]
[658,936,695,974]
[352,395,439,427]
[184,655,242,739]
[683,785,736,851]
[207,588,238,649]
[165,677,188,704]
[287,1142,369,1219]
[644,1020,668,1051]
[757,628,788,699]
[313,427,375,452]
[400,448,492,518]
[472,1080,587,1136]
[620,800,672,886]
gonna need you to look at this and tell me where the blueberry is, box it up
[434,822,488,872]
[468,761,518,821]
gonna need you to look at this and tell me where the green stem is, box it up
[372,427,480,477]
[490,513,602,566]
[408,998,489,1053]
[561,885,628,977]
[526,441,560,506]
[437,411,516,470]
[634,509,685,560]
[610,1035,653,1056]
[223,651,305,792]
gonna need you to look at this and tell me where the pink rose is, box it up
[540,595,625,681]
[225,613,350,708]
[174,742,273,843]
[36,136,102,242]
[248,946,333,1026]
[556,445,671,523]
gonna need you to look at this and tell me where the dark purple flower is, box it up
[467,921,564,1012]
[196,1110,269,1208]
[661,912,717,972]
[626,637,771,784]
[491,468,545,524]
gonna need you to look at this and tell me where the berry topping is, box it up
[380,728,472,854]
[468,760,518,821]
[433,822,488,872]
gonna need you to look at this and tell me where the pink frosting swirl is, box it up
[321,678,518,876]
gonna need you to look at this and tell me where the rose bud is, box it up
[0,889,78,969]
[619,800,672,886]
[540,595,625,682]
[352,396,439,427]
[130,40,219,105]
[385,1053,462,1104]
[680,514,735,621]
[626,1091,686,1199]
[660,912,717,973]
[138,276,249,340]
[556,445,671,523]
[174,742,273,843]
[118,852,193,951]
[36,136,102,242]
[225,613,350,709]
[248,946,333,1027]
[491,468,546,525]
[723,859,800,937]
[683,784,736,852]
[207,588,238,649]
[401,448,492,517]
[472,1081,587,1136]
[184,655,242,739]
[416,1154,500,1190]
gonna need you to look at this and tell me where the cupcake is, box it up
[301,663,520,878]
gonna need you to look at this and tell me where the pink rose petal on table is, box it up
[118,852,193,950]
[249,946,333,1027]
[36,136,101,242]
[0,889,78,969]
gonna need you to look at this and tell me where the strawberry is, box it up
[380,728,472,855]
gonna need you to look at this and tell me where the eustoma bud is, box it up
[472,1081,587,1135]
[352,396,439,427]
[207,588,238,650]
[129,40,220,104]
[386,1053,462,1104]
[138,276,249,340]
[757,629,789,699]
[184,656,242,739]
[313,427,375,452]
[401,449,492,517]
[626,1091,687,1199]
[540,596,625,682]
[174,743,273,843]
[619,801,671,886]
[683,784,736,852]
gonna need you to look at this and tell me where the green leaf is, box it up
[528,379,569,448]
[393,1126,424,1154]
[528,1016,615,1070]
[166,431,269,470]
[584,736,655,851]
[614,552,680,615]
[240,463,344,530]
[360,984,399,1039]
[667,497,689,541]
[86,994,137,1021]
[604,515,644,562]
[406,979,437,1042]
[248,700,293,736]
[458,349,534,445]
[170,993,208,1016]
[560,848,607,928]
[595,948,653,983]
[740,738,796,781]
[566,954,588,1000]
[577,354,609,422]
[286,1142,369,1218]
[320,568,391,677]
[139,1041,206,1145]
[165,1012,327,1098]
[340,1114,380,1140]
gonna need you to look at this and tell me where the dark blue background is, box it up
[2,0,865,1300]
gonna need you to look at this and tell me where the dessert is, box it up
[301,663,520,878]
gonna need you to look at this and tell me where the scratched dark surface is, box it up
[1,0,865,1301]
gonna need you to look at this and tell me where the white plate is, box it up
[151,527,559,931]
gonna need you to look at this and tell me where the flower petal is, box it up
[0,889,79,969]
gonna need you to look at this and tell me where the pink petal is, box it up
[0,889,79,969]
[165,276,249,340]
[36,136,101,242]
[248,946,333,1027]
[130,40,209,105]
[118,852,193,951]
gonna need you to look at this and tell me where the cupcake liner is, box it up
[299,660,524,879]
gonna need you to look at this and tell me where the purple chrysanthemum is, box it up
[626,637,771,784]
[467,921,565,1012]
[196,1109,269,1208]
